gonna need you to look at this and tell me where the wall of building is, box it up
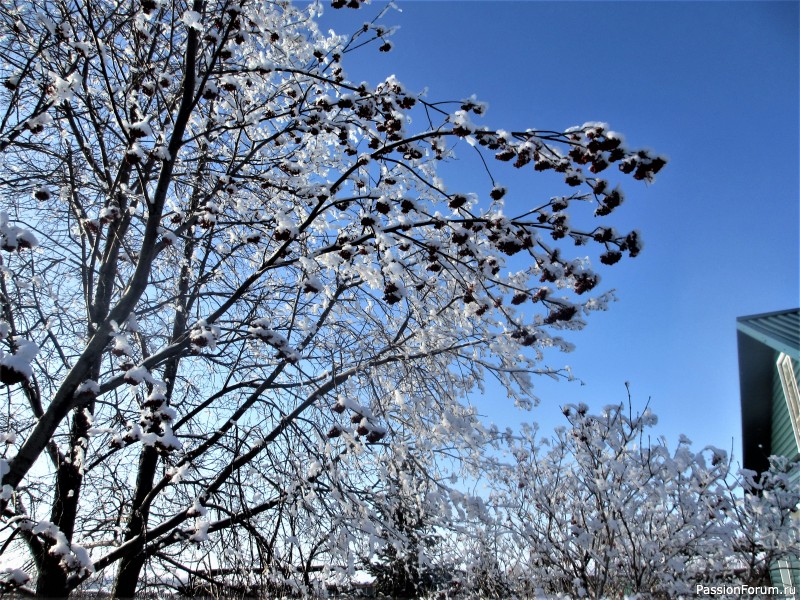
[771,354,800,464]
[769,353,799,594]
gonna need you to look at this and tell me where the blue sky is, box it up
[317,1,799,460]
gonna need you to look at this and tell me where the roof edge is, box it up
[736,308,800,360]
[736,307,800,323]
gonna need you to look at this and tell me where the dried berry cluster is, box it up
[111,388,180,455]
[0,216,37,252]
[329,398,387,443]
[465,123,666,219]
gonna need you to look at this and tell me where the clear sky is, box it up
[317,1,800,461]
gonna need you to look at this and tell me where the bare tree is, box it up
[484,400,800,598]
[0,0,665,596]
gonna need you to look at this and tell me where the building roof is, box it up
[737,308,800,359]
[737,308,800,474]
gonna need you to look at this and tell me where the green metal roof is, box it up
[737,308,800,360]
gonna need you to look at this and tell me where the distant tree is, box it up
[486,399,800,598]
[365,457,443,598]
[0,0,664,596]
[456,524,514,600]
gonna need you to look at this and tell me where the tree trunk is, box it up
[35,550,71,599]
[112,225,196,597]
[35,405,93,598]
[111,446,159,599]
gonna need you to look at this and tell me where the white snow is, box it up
[181,10,203,31]
[1,568,30,586]
[0,339,39,381]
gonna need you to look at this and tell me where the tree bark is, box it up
[110,446,159,599]
[35,404,93,598]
